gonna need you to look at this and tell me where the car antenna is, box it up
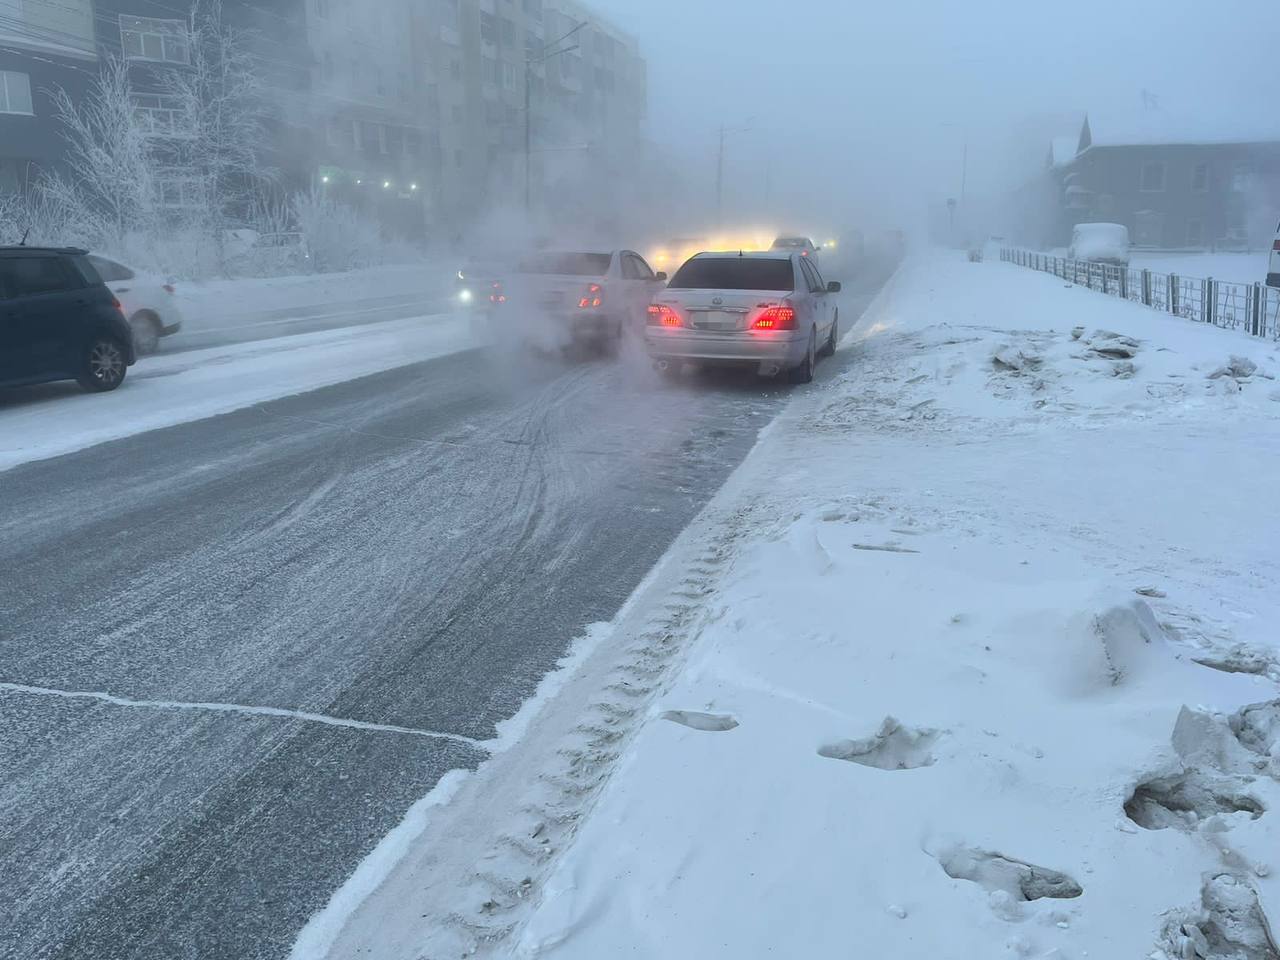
[19,226,30,246]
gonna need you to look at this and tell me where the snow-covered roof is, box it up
[1080,109,1280,150]
[1050,136,1078,168]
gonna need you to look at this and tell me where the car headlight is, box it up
[458,288,474,303]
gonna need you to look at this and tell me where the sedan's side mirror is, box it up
[655,271,668,282]
[827,281,842,294]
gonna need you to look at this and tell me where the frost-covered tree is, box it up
[46,54,161,249]
[162,0,273,264]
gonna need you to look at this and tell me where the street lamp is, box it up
[525,20,587,214]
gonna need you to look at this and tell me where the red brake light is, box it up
[753,306,796,330]
[578,283,603,309]
[112,298,124,314]
[490,281,506,304]
[647,304,681,327]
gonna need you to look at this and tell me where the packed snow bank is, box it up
[512,253,1280,960]
[174,261,454,333]
[0,313,473,472]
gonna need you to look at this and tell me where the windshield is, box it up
[518,253,612,276]
[667,257,795,291]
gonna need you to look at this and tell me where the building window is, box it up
[120,16,191,65]
[132,94,191,138]
[378,124,388,154]
[500,17,516,46]
[0,71,34,116]
[156,173,203,209]
[1186,219,1203,247]
[1231,163,1252,193]
[501,61,517,91]
[1139,161,1165,192]
[480,12,498,42]
[482,54,498,86]
[450,60,462,81]
[1191,162,1209,192]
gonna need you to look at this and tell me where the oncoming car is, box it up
[771,236,819,257]
[645,251,841,384]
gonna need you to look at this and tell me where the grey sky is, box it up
[587,0,1274,231]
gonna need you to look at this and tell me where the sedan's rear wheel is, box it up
[77,336,129,392]
[130,313,161,355]
[789,328,816,384]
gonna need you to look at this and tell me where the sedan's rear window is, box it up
[667,257,794,291]
[519,253,611,276]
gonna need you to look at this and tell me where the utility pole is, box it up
[961,139,968,205]
[715,125,725,226]
[525,20,586,215]
[714,119,753,227]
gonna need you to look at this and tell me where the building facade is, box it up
[1,0,647,235]
[0,0,97,194]
[1027,115,1280,251]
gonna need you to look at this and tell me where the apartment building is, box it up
[0,0,96,194]
[1,0,646,233]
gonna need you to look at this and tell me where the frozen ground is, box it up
[1129,251,1271,285]
[317,250,1280,960]
[503,252,1280,960]
[0,312,473,472]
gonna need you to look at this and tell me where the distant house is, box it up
[1034,112,1280,251]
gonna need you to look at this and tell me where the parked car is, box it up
[0,246,136,392]
[645,251,841,384]
[1069,223,1131,266]
[87,254,183,354]
[1268,220,1280,289]
[509,249,667,352]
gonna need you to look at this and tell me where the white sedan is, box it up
[645,251,841,383]
[88,254,184,354]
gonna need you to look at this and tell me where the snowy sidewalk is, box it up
[512,253,1280,959]
[0,313,474,472]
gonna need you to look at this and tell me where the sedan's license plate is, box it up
[695,310,741,330]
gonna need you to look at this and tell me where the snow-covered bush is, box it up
[292,188,386,274]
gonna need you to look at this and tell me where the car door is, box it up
[88,255,137,311]
[619,252,658,329]
[798,255,829,341]
[0,254,86,379]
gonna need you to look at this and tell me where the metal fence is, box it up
[1000,248,1280,340]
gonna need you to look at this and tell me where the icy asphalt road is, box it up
[0,262,892,960]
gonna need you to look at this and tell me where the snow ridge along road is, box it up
[501,252,1280,960]
[0,313,471,472]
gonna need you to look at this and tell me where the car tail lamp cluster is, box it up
[578,283,603,309]
[752,306,796,330]
[490,281,506,304]
[647,304,681,327]
[112,298,124,314]
[1273,239,1280,251]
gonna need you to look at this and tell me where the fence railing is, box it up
[1000,248,1280,340]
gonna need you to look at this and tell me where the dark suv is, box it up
[0,246,136,392]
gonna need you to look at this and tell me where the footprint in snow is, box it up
[933,844,1083,902]
[819,716,939,770]
[660,710,738,732]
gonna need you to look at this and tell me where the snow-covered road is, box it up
[0,258,898,959]
[307,252,1280,960]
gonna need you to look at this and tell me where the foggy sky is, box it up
[588,0,1276,233]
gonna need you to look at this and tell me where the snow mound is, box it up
[932,844,1083,903]
[818,716,940,770]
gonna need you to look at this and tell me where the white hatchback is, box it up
[88,254,183,355]
[645,251,841,384]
